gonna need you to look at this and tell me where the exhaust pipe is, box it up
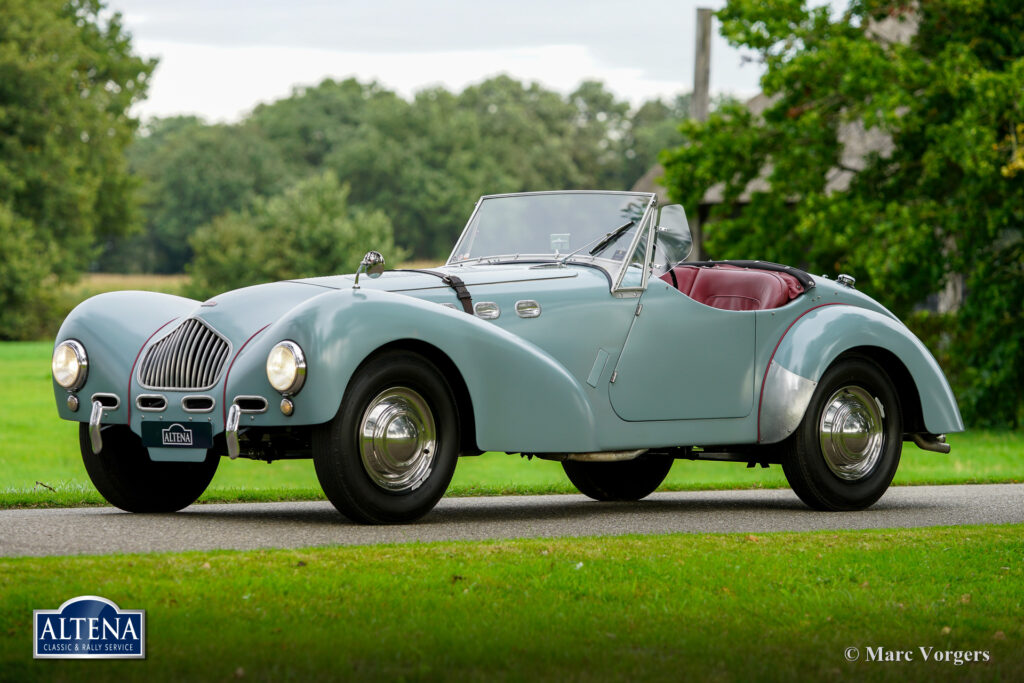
[912,433,950,454]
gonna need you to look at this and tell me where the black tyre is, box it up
[781,356,902,511]
[313,351,459,524]
[80,424,219,513]
[562,455,673,501]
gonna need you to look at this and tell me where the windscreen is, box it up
[449,193,651,264]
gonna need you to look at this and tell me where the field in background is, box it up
[3,341,1022,508]
[1,524,1020,681]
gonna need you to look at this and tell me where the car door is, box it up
[608,282,756,421]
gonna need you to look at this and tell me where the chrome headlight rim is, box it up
[53,339,89,391]
[266,340,307,395]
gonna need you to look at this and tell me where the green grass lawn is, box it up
[0,524,1020,681]
[3,340,1022,508]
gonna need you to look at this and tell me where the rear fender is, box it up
[759,305,964,443]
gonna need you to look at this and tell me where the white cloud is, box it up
[132,39,763,123]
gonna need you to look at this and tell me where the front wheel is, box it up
[563,455,673,501]
[80,424,219,512]
[781,357,902,511]
[313,351,459,524]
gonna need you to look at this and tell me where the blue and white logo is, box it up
[161,423,194,446]
[34,596,145,659]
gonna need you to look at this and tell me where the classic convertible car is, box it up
[52,191,963,523]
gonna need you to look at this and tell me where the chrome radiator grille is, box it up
[138,318,230,390]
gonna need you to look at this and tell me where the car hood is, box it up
[184,264,584,342]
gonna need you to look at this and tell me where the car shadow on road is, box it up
[177,490,940,528]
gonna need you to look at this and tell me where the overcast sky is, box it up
[111,0,768,122]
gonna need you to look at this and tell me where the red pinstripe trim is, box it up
[222,324,272,423]
[757,303,848,442]
[127,318,179,422]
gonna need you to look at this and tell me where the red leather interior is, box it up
[659,264,804,311]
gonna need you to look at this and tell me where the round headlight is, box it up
[52,340,88,390]
[266,341,306,395]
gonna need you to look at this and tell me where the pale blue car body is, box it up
[53,193,963,463]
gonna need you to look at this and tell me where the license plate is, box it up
[141,422,213,449]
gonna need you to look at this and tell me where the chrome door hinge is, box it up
[610,370,618,383]
[635,303,643,316]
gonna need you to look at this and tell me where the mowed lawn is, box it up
[3,338,1023,508]
[1,524,1021,681]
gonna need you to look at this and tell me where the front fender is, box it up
[223,288,598,453]
[53,291,199,423]
[759,304,964,443]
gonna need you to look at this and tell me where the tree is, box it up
[661,0,1024,426]
[116,120,291,273]
[0,0,154,337]
[186,172,405,299]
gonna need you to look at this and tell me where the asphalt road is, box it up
[2,484,1022,558]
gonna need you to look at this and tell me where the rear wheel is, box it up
[313,351,459,524]
[80,424,219,512]
[563,455,673,501]
[781,357,902,511]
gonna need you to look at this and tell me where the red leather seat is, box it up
[659,264,804,311]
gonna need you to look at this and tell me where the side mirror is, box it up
[353,251,386,289]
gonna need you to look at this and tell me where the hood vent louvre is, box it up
[138,318,231,390]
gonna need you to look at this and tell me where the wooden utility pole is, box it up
[693,7,712,122]
[687,7,712,260]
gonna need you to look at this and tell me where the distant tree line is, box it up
[99,77,693,277]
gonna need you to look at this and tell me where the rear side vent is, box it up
[139,318,230,390]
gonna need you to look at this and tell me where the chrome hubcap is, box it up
[359,387,436,492]
[818,385,884,481]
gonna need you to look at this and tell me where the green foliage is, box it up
[106,76,691,271]
[661,0,1024,426]
[104,118,291,273]
[0,0,154,339]
[186,172,406,299]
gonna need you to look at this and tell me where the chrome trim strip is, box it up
[758,361,818,444]
[90,393,120,410]
[233,395,269,414]
[135,394,167,412]
[181,395,216,414]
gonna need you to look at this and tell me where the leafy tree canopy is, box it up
[105,76,693,271]
[0,0,153,337]
[661,0,1024,426]
[186,171,405,300]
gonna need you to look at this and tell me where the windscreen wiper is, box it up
[588,220,635,256]
[544,221,635,268]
